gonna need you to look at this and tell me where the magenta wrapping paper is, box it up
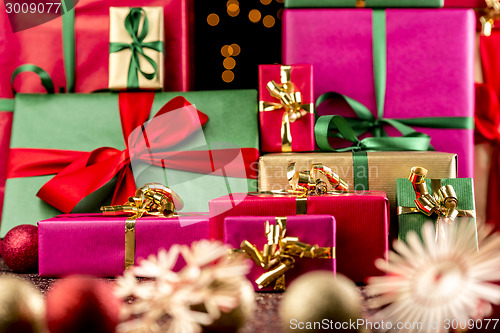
[38,214,209,277]
[259,64,315,152]
[224,215,336,291]
[210,192,389,283]
[283,9,475,178]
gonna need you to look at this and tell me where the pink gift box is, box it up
[38,214,208,277]
[283,9,475,178]
[210,192,389,283]
[258,64,315,152]
[224,215,336,291]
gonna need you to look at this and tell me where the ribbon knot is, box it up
[239,217,333,290]
[286,162,348,197]
[109,8,165,88]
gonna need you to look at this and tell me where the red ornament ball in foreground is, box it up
[46,275,121,333]
[1,225,38,273]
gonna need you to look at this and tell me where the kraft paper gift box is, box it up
[38,214,209,277]
[210,192,389,283]
[284,0,444,8]
[283,8,475,178]
[1,90,259,237]
[259,64,315,153]
[109,7,164,90]
[258,152,457,212]
[396,176,477,246]
[224,215,336,291]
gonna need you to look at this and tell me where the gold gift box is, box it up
[258,152,457,211]
[109,7,164,90]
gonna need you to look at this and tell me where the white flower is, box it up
[115,240,253,333]
[366,222,500,333]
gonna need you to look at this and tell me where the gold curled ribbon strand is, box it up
[287,162,348,198]
[239,217,334,291]
[481,0,500,36]
[397,166,476,222]
[356,0,366,8]
[259,66,314,152]
[101,183,183,270]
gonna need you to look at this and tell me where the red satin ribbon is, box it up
[7,92,259,213]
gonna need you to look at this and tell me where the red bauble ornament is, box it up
[1,225,38,273]
[46,275,121,333]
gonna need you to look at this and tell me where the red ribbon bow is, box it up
[8,92,258,213]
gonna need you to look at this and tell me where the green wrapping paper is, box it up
[284,0,444,8]
[396,178,477,246]
[1,90,258,237]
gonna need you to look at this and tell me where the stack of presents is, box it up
[0,0,499,294]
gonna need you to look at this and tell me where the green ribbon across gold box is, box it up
[396,167,477,248]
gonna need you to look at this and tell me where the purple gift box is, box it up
[224,215,336,291]
[38,214,209,277]
[283,8,475,178]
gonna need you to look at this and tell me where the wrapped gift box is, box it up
[259,64,315,152]
[224,215,336,291]
[108,7,164,90]
[210,192,389,283]
[396,177,477,246]
[283,8,475,178]
[38,214,209,277]
[1,90,259,237]
[258,152,457,212]
[444,0,487,7]
[285,0,444,8]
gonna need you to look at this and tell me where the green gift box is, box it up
[284,0,444,8]
[1,90,258,237]
[396,176,477,246]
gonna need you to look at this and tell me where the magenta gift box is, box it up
[258,64,315,152]
[38,214,208,277]
[224,215,336,291]
[283,9,475,178]
[210,192,389,283]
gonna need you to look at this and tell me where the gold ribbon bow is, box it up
[398,167,475,240]
[481,0,500,36]
[101,183,183,269]
[286,162,348,198]
[239,217,334,291]
[259,66,313,152]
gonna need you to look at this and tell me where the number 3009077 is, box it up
[5,2,62,14]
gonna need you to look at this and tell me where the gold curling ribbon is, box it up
[356,0,366,7]
[101,183,183,270]
[481,0,500,36]
[259,66,314,152]
[287,162,348,198]
[397,167,475,241]
[239,217,334,291]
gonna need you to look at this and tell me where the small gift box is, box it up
[109,7,164,90]
[259,64,315,152]
[225,215,336,291]
[396,167,477,247]
[210,190,388,283]
[283,8,475,177]
[285,0,444,8]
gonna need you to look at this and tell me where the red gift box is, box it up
[444,0,486,7]
[210,192,389,283]
[224,215,336,291]
[258,64,315,152]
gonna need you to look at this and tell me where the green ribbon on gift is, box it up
[314,10,474,154]
[109,8,165,89]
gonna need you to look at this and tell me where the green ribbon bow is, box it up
[109,8,165,89]
[314,10,473,153]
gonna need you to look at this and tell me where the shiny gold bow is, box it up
[398,167,475,240]
[101,183,183,269]
[239,217,333,291]
[481,0,500,36]
[286,162,348,198]
[259,66,313,152]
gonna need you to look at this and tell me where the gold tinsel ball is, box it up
[201,279,256,333]
[280,271,366,333]
[0,275,45,333]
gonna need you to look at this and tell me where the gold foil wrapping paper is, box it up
[109,7,165,90]
[258,152,457,212]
